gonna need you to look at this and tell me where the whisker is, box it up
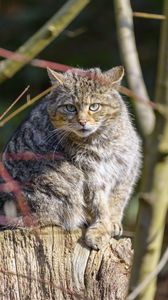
[43,128,63,143]
[52,131,70,160]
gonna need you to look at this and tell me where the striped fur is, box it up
[0,66,141,249]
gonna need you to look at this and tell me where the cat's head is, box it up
[47,66,124,138]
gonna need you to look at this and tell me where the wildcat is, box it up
[0,66,141,249]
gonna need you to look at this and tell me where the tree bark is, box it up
[114,0,155,136]
[0,226,133,300]
[129,1,168,299]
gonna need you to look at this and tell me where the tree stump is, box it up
[0,226,133,300]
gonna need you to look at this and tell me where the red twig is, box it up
[0,47,72,72]
[0,152,64,227]
[2,151,64,161]
[119,86,158,110]
[0,47,165,126]
[0,162,35,227]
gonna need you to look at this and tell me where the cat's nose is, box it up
[79,119,87,126]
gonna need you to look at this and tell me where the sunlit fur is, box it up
[1,66,141,250]
[48,68,124,141]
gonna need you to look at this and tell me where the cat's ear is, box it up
[104,66,124,87]
[47,68,64,86]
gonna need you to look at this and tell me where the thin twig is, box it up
[0,47,166,116]
[0,83,60,127]
[0,85,30,120]
[0,83,166,128]
[133,12,166,20]
[127,245,168,300]
[65,27,87,37]
[0,49,166,128]
[0,0,91,84]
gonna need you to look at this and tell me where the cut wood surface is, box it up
[0,226,133,300]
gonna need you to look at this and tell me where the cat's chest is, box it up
[72,144,128,189]
[85,158,118,191]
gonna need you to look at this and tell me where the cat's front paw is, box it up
[85,223,111,250]
[111,221,123,237]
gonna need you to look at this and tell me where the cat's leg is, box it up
[85,190,112,250]
[109,183,130,238]
[23,165,86,230]
[85,181,133,250]
[85,162,140,249]
[1,160,86,230]
[109,166,139,238]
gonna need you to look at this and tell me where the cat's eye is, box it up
[89,103,100,112]
[65,104,76,112]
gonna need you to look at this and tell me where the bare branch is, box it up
[1,47,167,118]
[127,245,168,300]
[0,0,90,84]
[0,83,60,127]
[129,1,168,299]
[0,47,72,72]
[133,12,166,20]
[0,85,30,120]
[0,81,166,128]
[114,0,155,136]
